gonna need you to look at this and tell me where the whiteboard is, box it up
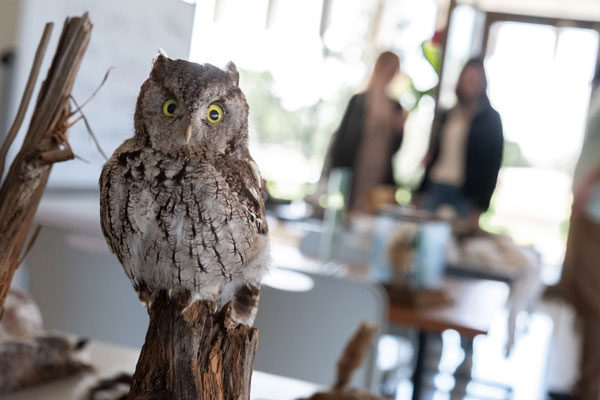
[8,0,195,187]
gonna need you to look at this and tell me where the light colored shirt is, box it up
[430,107,471,186]
[573,90,600,222]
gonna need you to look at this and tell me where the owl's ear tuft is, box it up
[152,49,169,70]
[225,61,239,86]
[152,49,168,65]
[150,49,169,80]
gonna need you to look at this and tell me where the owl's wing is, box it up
[239,156,268,235]
[98,138,141,265]
[227,158,268,326]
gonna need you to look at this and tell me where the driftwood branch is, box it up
[301,323,382,400]
[39,148,75,163]
[334,323,377,390]
[0,13,92,310]
[128,290,258,400]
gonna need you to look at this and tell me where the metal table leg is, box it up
[412,331,427,400]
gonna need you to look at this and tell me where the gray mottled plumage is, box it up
[99,52,269,325]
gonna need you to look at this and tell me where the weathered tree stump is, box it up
[128,290,258,400]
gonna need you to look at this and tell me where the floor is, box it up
[383,300,578,400]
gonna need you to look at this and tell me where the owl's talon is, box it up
[136,286,154,309]
[168,287,193,310]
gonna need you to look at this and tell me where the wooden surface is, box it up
[128,291,258,400]
[271,236,509,339]
[387,276,509,337]
[2,341,321,400]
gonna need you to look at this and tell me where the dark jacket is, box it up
[322,93,403,204]
[418,98,504,211]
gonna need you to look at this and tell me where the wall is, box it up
[0,0,21,134]
[0,0,21,48]
[7,0,195,187]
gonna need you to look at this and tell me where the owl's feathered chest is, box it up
[116,146,249,229]
[100,140,266,292]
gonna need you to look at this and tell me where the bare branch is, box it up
[0,23,53,179]
[16,225,42,267]
[69,67,113,116]
[74,153,90,164]
[39,148,75,163]
[69,95,108,160]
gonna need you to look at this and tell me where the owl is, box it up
[99,51,269,325]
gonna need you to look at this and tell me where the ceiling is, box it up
[461,0,600,23]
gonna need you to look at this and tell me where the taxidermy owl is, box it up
[99,51,270,325]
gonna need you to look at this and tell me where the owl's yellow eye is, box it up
[162,99,177,117]
[206,104,224,124]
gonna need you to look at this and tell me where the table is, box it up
[28,202,510,399]
[387,276,509,336]
[3,341,321,400]
[270,239,510,399]
[386,277,510,400]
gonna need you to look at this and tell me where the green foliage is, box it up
[240,69,355,162]
[502,140,531,167]
[559,217,570,242]
[422,41,441,75]
[401,41,440,111]
[239,35,442,200]
[266,180,316,201]
[395,188,412,204]
[480,201,511,236]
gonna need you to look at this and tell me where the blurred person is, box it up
[412,59,503,386]
[547,66,600,400]
[319,50,407,213]
[415,58,503,229]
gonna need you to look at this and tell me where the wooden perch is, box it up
[300,323,383,400]
[0,13,92,310]
[334,323,377,390]
[128,290,258,400]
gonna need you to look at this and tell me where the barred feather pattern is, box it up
[99,55,269,325]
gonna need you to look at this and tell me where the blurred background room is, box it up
[1,0,600,399]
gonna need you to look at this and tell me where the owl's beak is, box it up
[185,125,193,144]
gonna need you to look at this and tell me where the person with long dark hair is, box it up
[320,51,406,213]
[416,58,504,229]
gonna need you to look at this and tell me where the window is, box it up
[190,0,438,199]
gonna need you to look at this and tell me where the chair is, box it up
[22,223,149,348]
[253,267,388,392]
